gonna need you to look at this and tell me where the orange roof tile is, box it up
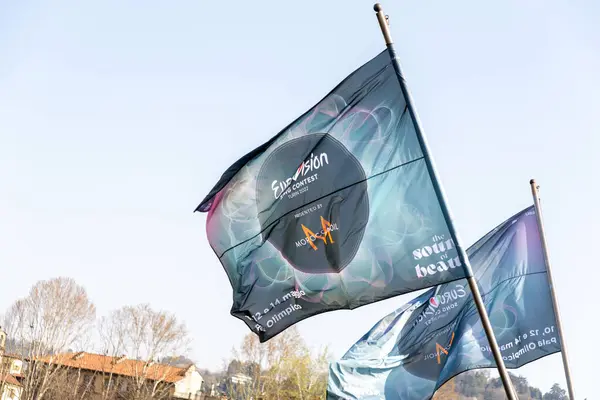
[1,374,21,387]
[33,352,188,383]
[2,354,23,360]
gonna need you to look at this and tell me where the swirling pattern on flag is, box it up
[197,50,468,342]
[327,206,561,400]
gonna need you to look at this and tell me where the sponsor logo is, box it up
[424,331,455,364]
[295,216,339,250]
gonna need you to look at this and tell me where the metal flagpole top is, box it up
[373,3,393,45]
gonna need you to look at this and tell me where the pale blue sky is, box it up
[1,0,597,397]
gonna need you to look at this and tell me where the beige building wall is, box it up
[173,366,203,399]
[0,384,22,400]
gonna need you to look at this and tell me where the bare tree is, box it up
[97,303,191,400]
[3,277,96,400]
[226,333,268,400]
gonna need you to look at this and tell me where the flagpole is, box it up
[530,179,576,399]
[373,4,517,399]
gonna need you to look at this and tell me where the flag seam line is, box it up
[217,155,426,259]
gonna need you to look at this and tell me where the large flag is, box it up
[327,206,561,400]
[196,50,470,341]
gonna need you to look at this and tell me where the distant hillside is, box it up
[433,371,568,400]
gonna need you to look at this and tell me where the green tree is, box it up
[227,327,329,400]
[414,369,567,400]
[542,383,568,400]
[227,359,243,375]
[530,387,543,399]
[510,373,530,395]
[455,370,488,397]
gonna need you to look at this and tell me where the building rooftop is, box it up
[1,373,22,387]
[34,352,191,383]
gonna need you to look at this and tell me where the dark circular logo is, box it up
[256,133,369,274]
[397,289,519,381]
[398,284,469,381]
